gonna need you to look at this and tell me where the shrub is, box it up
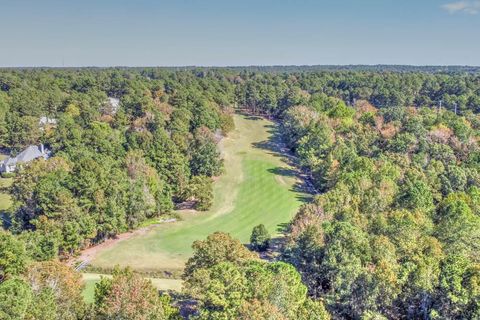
[1,172,14,179]
[250,224,271,252]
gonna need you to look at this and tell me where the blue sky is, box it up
[1,0,479,66]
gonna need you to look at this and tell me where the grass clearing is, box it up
[0,177,13,211]
[90,114,308,272]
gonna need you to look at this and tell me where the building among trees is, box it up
[0,144,51,173]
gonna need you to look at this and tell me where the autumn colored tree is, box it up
[26,261,86,320]
[93,267,180,320]
[183,232,257,281]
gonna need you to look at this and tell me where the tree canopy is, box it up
[1,66,480,319]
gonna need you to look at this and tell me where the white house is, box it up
[107,97,120,115]
[39,116,57,126]
[0,144,51,173]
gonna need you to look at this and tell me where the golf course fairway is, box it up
[90,114,308,272]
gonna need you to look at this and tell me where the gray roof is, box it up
[16,145,47,163]
[1,145,50,168]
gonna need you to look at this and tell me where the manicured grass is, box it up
[91,114,308,272]
[81,273,182,304]
[0,177,13,211]
[82,277,98,304]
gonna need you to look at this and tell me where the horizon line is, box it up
[1,64,480,68]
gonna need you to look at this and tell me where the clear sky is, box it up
[1,0,479,66]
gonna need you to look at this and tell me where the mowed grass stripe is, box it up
[90,114,307,272]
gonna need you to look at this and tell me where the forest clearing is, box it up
[88,114,308,273]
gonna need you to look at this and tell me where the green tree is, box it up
[184,258,330,320]
[0,231,28,281]
[435,194,480,259]
[185,175,214,211]
[0,278,32,320]
[183,232,257,281]
[435,254,480,319]
[190,127,223,177]
[250,224,271,252]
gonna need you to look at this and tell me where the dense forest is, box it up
[279,99,480,319]
[0,68,234,260]
[1,67,480,319]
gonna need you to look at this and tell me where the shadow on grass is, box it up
[0,211,11,229]
[244,115,263,121]
[290,181,315,194]
[276,222,290,234]
[254,236,290,263]
[267,167,297,177]
[236,110,264,121]
[251,120,317,199]
[295,194,313,203]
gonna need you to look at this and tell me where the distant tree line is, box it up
[235,70,480,116]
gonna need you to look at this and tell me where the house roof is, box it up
[15,145,47,163]
[39,116,57,125]
[1,145,50,168]
[108,97,120,113]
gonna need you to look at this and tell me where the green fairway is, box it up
[91,114,308,272]
[81,273,182,303]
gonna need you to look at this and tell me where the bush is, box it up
[250,224,271,252]
[1,172,14,179]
